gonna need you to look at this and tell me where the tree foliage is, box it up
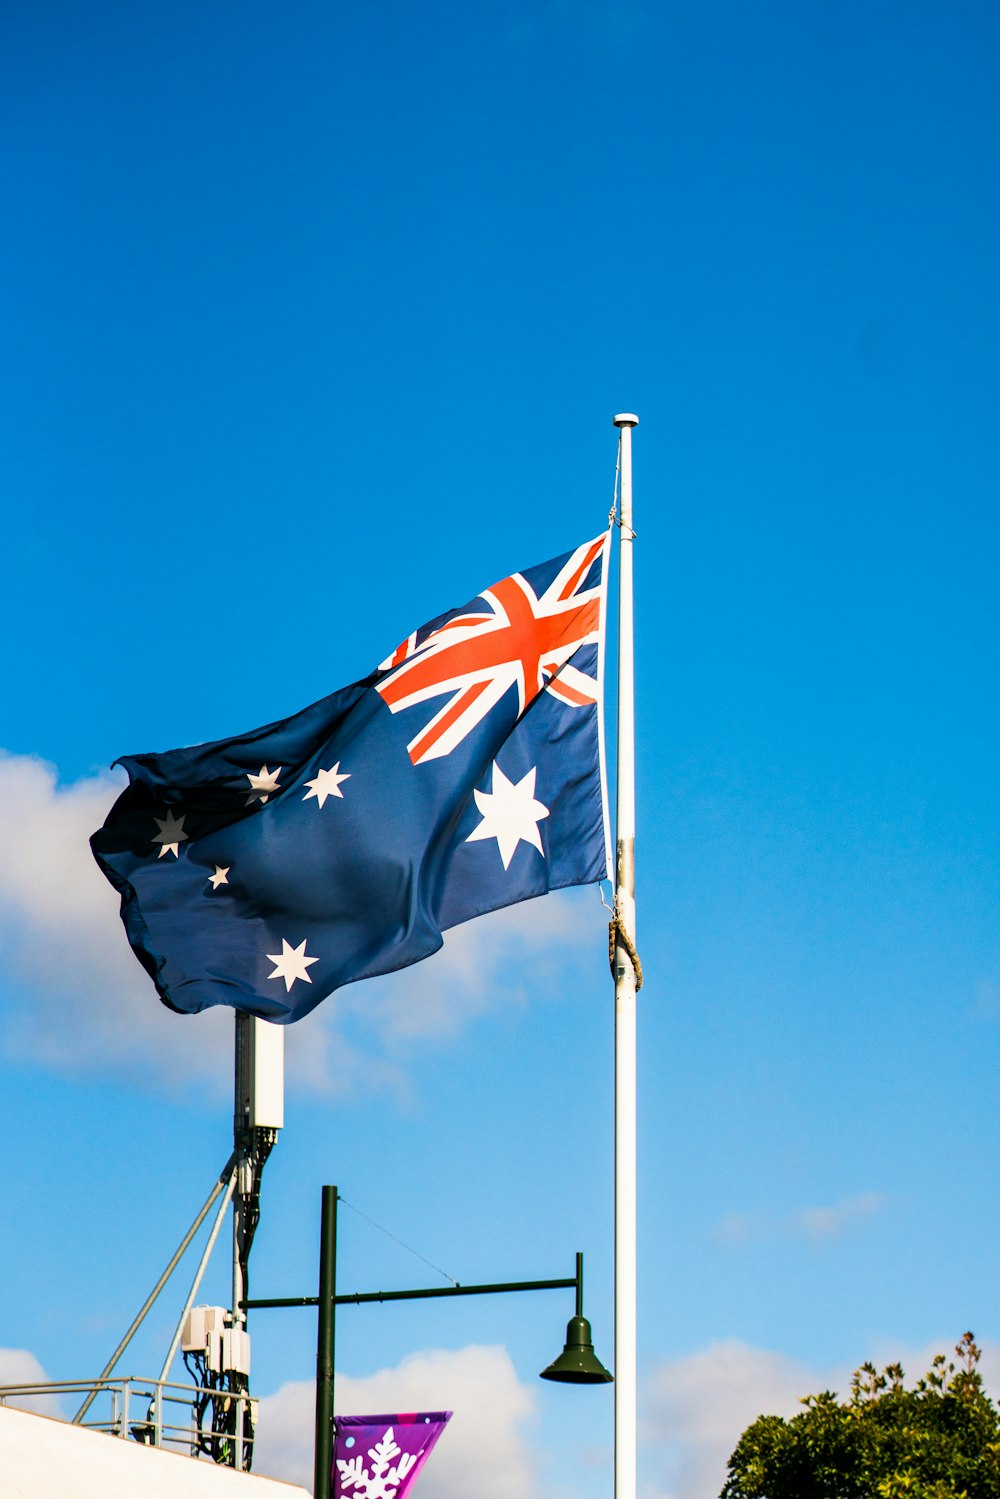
[721,1333,1000,1499]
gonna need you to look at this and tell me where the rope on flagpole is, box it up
[608,428,640,997]
[609,909,643,991]
[609,438,638,538]
[608,433,621,529]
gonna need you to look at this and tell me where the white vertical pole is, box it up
[612,412,639,1499]
[233,1011,252,1330]
[232,1014,285,1323]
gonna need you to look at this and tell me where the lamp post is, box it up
[244,1185,612,1499]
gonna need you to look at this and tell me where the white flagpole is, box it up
[612,412,639,1499]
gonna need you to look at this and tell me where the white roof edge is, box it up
[0,1404,311,1498]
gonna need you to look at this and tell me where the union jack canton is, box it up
[377,533,606,762]
[92,533,612,1022]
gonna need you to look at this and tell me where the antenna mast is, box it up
[230,1013,284,1461]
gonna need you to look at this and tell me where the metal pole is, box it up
[233,1011,252,1331]
[314,1185,338,1499]
[157,1165,238,1385]
[232,1013,282,1470]
[612,412,639,1499]
[73,1154,237,1424]
[247,1272,578,1311]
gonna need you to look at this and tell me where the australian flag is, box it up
[91,534,611,1022]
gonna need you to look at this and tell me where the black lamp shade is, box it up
[540,1315,613,1385]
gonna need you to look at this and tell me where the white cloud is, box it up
[792,1192,890,1242]
[290,883,597,1101]
[253,1344,540,1498]
[714,1192,892,1246]
[0,1348,63,1415]
[641,1340,829,1499]
[712,1210,766,1246]
[0,751,233,1094]
[641,1335,1000,1499]
[975,1338,1000,1393]
[0,750,602,1099]
[969,979,1000,1021]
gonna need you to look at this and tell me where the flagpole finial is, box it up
[613,412,639,427]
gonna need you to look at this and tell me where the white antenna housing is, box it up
[244,1017,284,1129]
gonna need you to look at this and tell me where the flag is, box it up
[91,534,611,1022]
[333,1412,451,1499]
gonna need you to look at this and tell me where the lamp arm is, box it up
[245,1268,580,1311]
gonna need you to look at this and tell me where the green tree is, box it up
[721,1333,1000,1499]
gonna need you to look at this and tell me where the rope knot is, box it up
[609,913,643,991]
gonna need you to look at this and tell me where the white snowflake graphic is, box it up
[336,1427,418,1498]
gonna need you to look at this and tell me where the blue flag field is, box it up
[91,534,612,1021]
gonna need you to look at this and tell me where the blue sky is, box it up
[1,2,998,1496]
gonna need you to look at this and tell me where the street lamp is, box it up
[244,1185,612,1499]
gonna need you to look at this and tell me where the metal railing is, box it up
[0,1377,256,1470]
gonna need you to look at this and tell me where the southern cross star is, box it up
[465,762,549,870]
[208,866,230,890]
[246,765,282,805]
[152,811,188,858]
[266,937,320,992]
[303,763,351,808]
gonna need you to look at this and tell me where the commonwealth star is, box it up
[303,763,351,808]
[465,762,549,871]
[266,937,320,992]
[152,811,188,858]
[246,765,282,804]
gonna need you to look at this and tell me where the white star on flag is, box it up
[152,811,188,858]
[208,866,230,890]
[303,763,351,808]
[246,765,282,804]
[465,762,549,870]
[266,937,320,991]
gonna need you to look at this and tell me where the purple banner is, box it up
[333,1411,452,1499]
